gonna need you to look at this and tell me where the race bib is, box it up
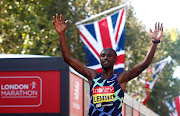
[92,86,114,104]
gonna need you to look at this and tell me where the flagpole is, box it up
[75,4,127,26]
[151,56,172,66]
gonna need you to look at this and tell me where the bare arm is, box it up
[119,22,163,84]
[52,14,98,82]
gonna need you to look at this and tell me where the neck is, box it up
[101,68,114,79]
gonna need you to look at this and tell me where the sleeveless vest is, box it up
[89,73,124,116]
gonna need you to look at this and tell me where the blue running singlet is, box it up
[89,73,124,116]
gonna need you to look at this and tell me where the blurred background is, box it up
[0,0,179,115]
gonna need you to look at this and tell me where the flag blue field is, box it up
[138,56,172,105]
[77,8,126,73]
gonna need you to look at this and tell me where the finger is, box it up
[56,14,60,22]
[60,14,63,22]
[65,20,69,26]
[158,22,160,30]
[53,16,56,23]
[155,22,157,30]
[161,23,163,32]
[149,28,153,33]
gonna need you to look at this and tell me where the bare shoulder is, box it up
[87,68,99,79]
[116,71,129,92]
[86,68,99,85]
[117,71,128,83]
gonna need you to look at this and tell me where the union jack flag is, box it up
[77,8,126,73]
[163,96,180,116]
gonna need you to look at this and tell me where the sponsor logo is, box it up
[0,76,42,107]
[95,102,113,108]
[107,80,114,83]
[92,86,114,104]
[92,86,114,94]
[96,103,102,108]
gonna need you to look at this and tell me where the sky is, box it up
[173,66,180,78]
[131,0,180,78]
[131,0,180,30]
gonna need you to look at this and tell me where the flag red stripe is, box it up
[98,18,112,48]
[175,96,180,114]
[142,91,151,105]
[79,30,100,58]
[96,68,102,73]
[116,54,125,64]
[115,8,125,43]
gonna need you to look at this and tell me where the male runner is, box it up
[52,14,163,116]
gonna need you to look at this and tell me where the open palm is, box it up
[53,14,68,35]
[150,22,163,41]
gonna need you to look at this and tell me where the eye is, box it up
[101,54,105,57]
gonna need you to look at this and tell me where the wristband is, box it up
[152,40,160,44]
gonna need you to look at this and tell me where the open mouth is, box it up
[103,60,108,65]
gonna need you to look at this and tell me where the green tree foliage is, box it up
[0,0,85,58]
[147,62,180,115]
[0,0,60,55]
[146,29,180,115]
[168,28,180,64]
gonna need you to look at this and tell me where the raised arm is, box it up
[119,22,163,84]
[52,14,98,82]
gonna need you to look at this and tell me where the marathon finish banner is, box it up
[0,76,42,107]
[0,57,71,116]
[0,71,60,113]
